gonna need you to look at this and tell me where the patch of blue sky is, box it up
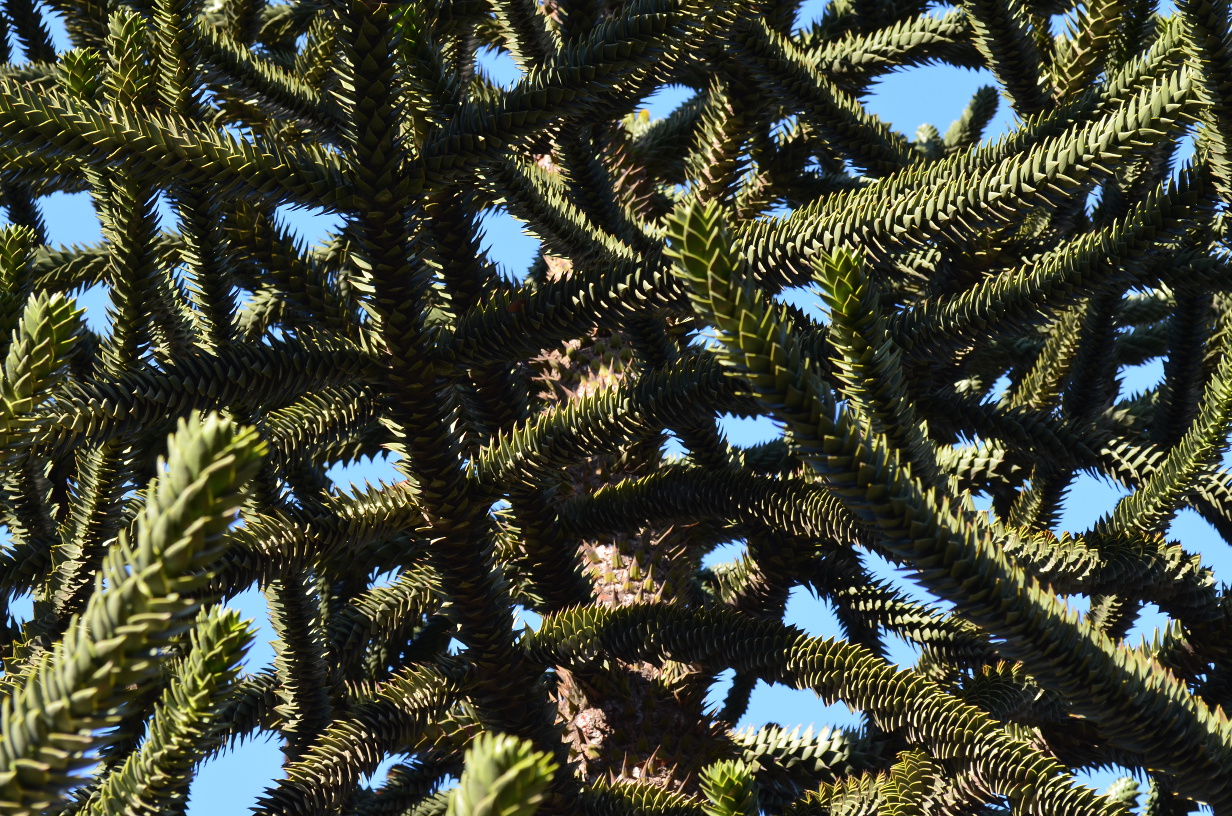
[480,208,541,281]
[1119,358,1166,400]
[276,204,344,248]
[477,47,522,88]
[717,413,781,447]
[661,431,688,459]
[702,540,748,570]
[738,680,865,734]
[775,284,829,322]
[325,452,404,492]
[188,733,284,815]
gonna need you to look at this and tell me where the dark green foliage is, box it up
[0,0,1229,812]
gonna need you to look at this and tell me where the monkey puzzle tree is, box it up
[0,0,1230,811]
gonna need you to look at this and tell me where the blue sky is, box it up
[0,0,1217,811]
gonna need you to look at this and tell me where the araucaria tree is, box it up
[1,0,1232,810]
